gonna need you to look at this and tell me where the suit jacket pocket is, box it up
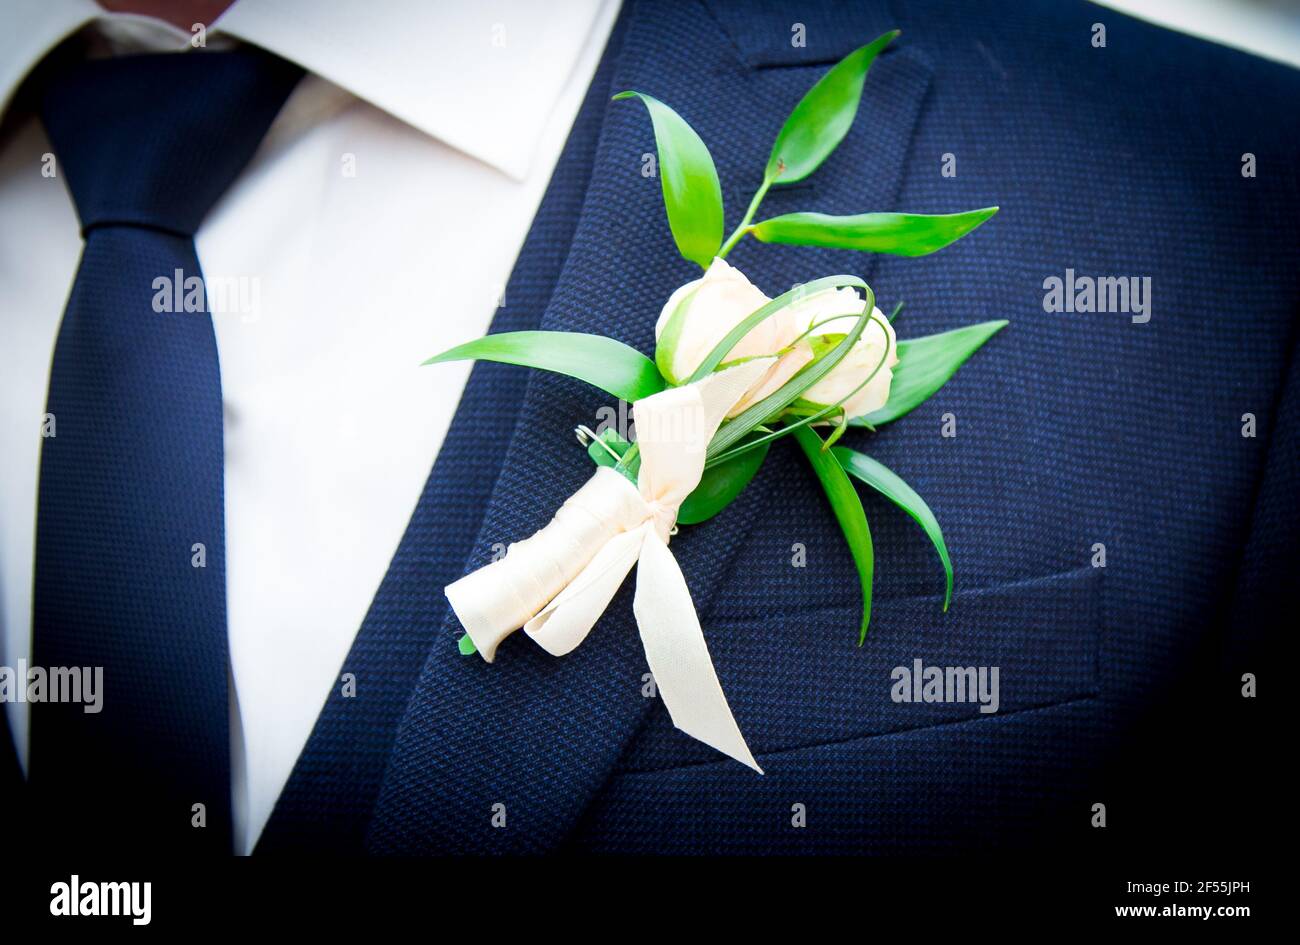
[619,565,1103,772]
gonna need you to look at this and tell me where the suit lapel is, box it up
[366,0,931,853]
[254,7,633,854]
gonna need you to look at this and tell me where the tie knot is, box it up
[41,48,302,237]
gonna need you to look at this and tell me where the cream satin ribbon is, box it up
[445,359,775,772]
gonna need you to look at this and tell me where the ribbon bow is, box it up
[446,359,774,772]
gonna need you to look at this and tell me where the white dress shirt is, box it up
[0,0,619,853]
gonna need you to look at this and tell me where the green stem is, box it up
[616,442,642,477]
[717,176,772,259]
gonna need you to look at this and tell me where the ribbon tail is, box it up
[632,527,763,773]
[524,527,645,656]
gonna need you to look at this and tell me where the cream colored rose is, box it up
[654,260,896,422]
[656,257,815,417]
[722,285,870,417]
[654,258,799,383]
[799,302,898,421]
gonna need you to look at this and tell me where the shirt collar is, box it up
[1,0,612,181]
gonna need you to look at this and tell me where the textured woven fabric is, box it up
[29,49,301,853]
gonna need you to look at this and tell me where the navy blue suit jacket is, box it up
[7,0,1294,855]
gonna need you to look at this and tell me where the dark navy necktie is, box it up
[30,49,301,853]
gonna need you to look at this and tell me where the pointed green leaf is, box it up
[832,447,952,610]
[614,91,724,267]
[424,330,665,403]
[655,286,698,384]
[678,441,770,524]
[855,320,1008,427]
[793,425,873,643]
[765,30,898,185]
[751,207,998,257]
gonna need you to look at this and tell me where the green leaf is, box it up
[765,30,898,185]
[751,207,999,257]
[424,331,665,403]
[458,634,477,656]
[655,286,698,384]
[855,320,1007,427]
[678,441,770,525]
[793,426,873,643]
[686,275,868,384]
[832,447,953,611]
[613,91,724,267]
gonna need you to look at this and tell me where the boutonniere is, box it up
[426,31,1005,771]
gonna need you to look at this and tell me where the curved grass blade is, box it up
[853,320,1007,427]
[424,330,665,403]
[707,284,876,458]
[793,426,873,643]
[765,30,899,184]
[832,447,952,610]
[614,91,724,267]
[751,207,998,257]
[704,306,893,466]
[686,275,868,384]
